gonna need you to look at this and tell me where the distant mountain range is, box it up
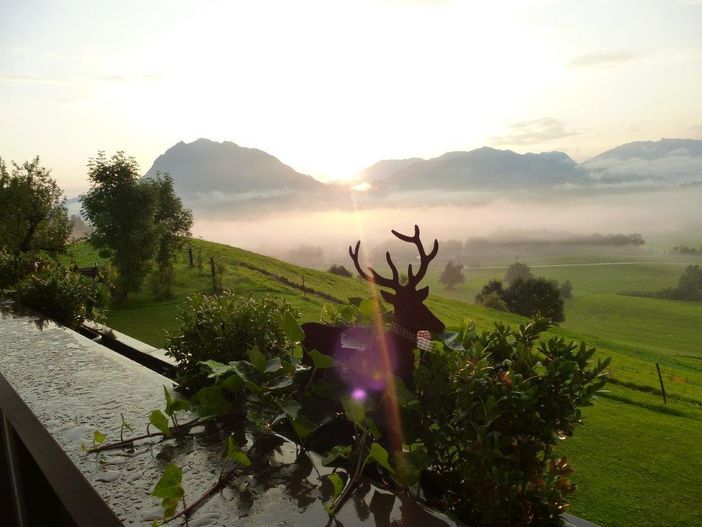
[140,137,702,215]
[144,138,323,197]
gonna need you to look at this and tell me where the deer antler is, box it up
[349,241,401,290]
[391,225,438,288]
[349,225,438,291]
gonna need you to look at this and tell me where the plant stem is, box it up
[87,416,213,453]
[165,466,239,524]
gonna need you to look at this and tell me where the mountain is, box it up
[583,138,702,183]
[378,147,585,191]
[143,139,324,197]
[357,158,424,182]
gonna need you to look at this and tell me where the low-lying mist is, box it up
[191,186,702,266]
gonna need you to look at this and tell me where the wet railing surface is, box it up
[0,307,597,527]
[0,309,459,526]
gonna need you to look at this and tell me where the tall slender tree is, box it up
[82,152,157,301]
[146,173,193,299]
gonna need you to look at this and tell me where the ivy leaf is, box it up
[248,346,266,374]
[93,430,106,445]
[223,436,252,467]
[191,386,231,416]
[265,357,283,374]
[322,444,352,466]
[393,443,429,486]
[280,399,302,419]
[149,410,171,437]
[366,442,394,475]
[279,312,305,342]
[358,299,378,322]
[328,472,344,498]
[307,349,334,369]
[230,360,261,385]
[265,376,293,391]
[199,359,236,379]
[340,396,366,427]
[163,386,192,415]
[151,464,183,520]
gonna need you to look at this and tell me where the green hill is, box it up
[66,240,702,527]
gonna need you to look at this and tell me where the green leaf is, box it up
[393,443,429,486]
[93,430,106,445]
[149,410,171,437]
[163,386,191,414]
[191,386,231,416]
[358,299,378,321]
[230,360,261,385]
[390,376,419,410]
[163,386,174,416]
[322,444,352,466]
[307,349,334,369]
[265,376,294,391]
[341,396,366,427]
[199,359,236,379]
[532,362,547,377]
[248,346,266,373]
[328,472,344,499]
[223,436,252,467]
[279,311,305,342]
[366,442,394,474]
[151,463,183,498]
[280,399,302,419]
[151,464,183,520]
[265,356,283,374]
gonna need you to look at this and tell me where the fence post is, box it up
[656,363,667,405]
[210,257,216,292]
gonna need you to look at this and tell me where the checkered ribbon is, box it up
[389,322,435,352]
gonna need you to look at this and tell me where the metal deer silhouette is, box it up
[302,225,445,390]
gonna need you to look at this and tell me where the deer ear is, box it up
[380,290,396,304]
[417,286,429,301]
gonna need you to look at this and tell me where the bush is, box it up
[166,292,300,391]
[439,260,465,289]
[0,251,46,290]
[504,262,533,286]
[412,318,609,526]
[327,264,353,278]
[476,278,565,322]
[10,263,110,328]
[477,291,508,311]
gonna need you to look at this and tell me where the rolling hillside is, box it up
[66,240,702,527]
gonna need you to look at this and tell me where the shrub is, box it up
[327,264,353,278]
[504,262,533,286]
[412,318,609,526]
[10,262,110,328]
[504,278,565,322]
[166,292,299,392]
[439,260,465,289]
[477,291,508,311]
[0,251,47,290]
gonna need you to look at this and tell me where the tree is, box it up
[82,152,157,301]
[503,277,564,322]
[0,156,70,255]
[504,262,533,286]
[146,173,193,299]
[439,260,465,289]
[328,264,353,277]
[559,279,573,300]
[674,265,702,299]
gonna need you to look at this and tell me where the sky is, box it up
[1,0,701,195]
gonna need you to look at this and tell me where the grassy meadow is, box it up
[66,240,702,527]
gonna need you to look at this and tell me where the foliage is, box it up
[560,279,573,300]
[10,261,110,328]
[476,277,565,322]
[412,318,609,526]
[505,278,565,322]
[327,264,353,278]
[166,292,299,392]
[504,262,533,286]
[145,173,193,299]
[637,265,702,301]
[0,250,48,290]
[82,152,157,302]
[439,260,465,289]
[0,156,70,254]
[670,244,701,256]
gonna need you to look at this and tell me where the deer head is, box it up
[349,225,445,334]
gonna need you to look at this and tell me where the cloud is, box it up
[0,73,160,85]
[567,51,639,69]
[490,118,579,146]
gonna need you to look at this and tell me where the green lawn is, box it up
[66,240,702,527]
